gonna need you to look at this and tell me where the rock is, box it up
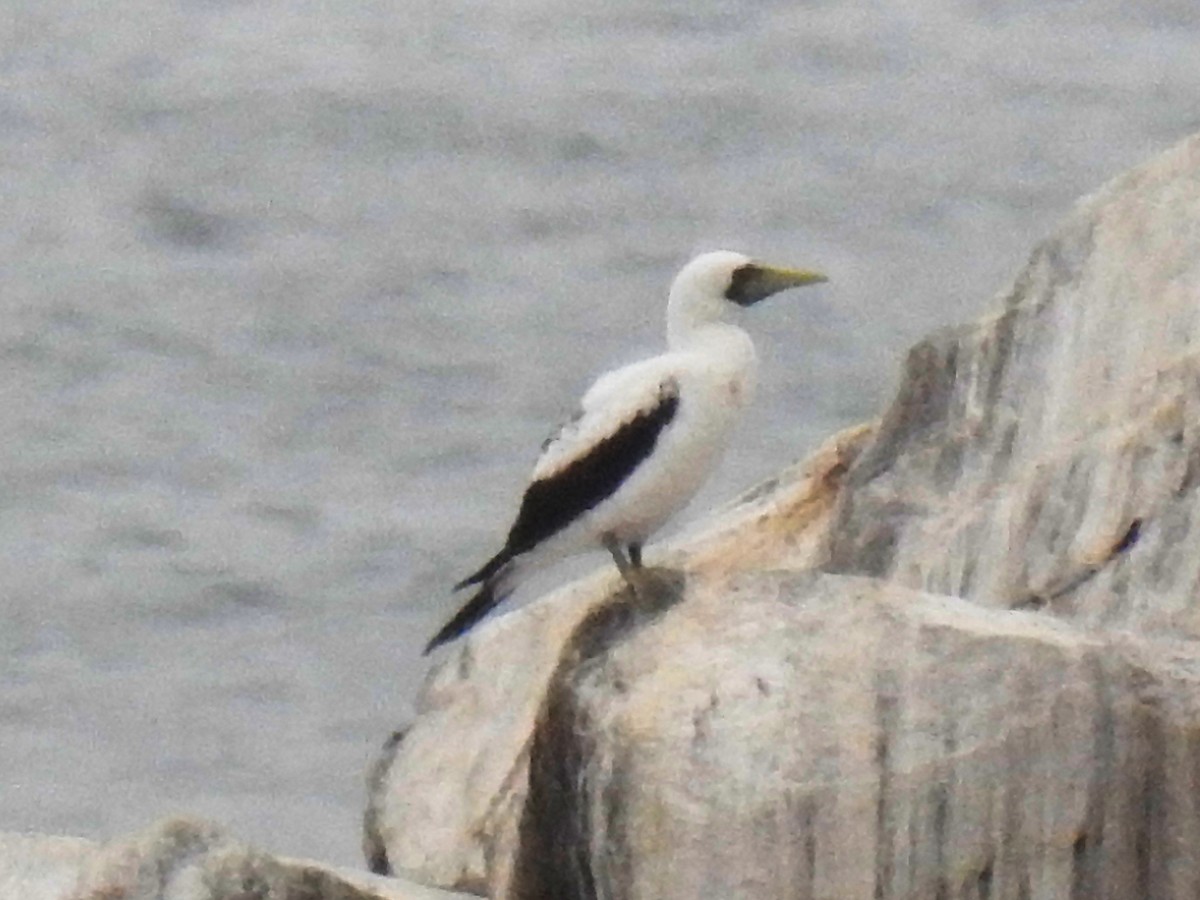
[825,132,1200,634]
[0,832,96,900]
[367,428,869,894]
[370,130,1200,899]
[2,818,477,900]
[507,574,1200,900]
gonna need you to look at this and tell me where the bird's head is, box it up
[667,250,827,344]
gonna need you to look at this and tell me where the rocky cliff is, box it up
[368,132,1200,900]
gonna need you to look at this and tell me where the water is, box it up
[2,0,1198,868]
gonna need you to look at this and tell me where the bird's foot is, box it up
[603,535,679,609]
[622,566,685,615]
[623,566,652,601]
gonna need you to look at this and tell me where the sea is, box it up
[2,0,1198,868]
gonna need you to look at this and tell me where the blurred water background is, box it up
[2,0,1199,868]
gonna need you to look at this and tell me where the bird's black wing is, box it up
[503,381,679,557]
[430,372,679,653]
[453,374,680,590]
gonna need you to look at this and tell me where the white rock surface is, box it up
[1,818,475,900]
[506,574,1200,900]
[826,132,1200,633]
[370,131,1200,899]
[0,832,96,900]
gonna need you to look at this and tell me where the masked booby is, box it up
[425,250,827,653]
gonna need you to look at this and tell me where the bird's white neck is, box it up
[667,316,753,356]
[666,295,758,402]
[664,256,759,398]
[667,279,735,350]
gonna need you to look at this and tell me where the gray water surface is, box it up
[3,0,1199,867]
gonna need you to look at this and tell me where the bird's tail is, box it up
[424,578,505,655]
[453,548,512,591]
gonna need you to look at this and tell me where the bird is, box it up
[424,250,827,654]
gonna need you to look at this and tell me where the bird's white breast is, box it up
[584,324,758,542]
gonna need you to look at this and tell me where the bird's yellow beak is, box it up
[727,262,828,307]
[760,264,828,291]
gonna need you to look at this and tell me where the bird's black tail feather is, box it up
[453,548,511,591]
[424,580,502,655]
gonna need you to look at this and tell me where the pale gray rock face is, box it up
[0,833,96,900]
[371,132,1200,899]
[1,818,475,900]
[826,133,1200,634]
[507,574,1200,900]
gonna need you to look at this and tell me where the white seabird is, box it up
[425,250,827,653]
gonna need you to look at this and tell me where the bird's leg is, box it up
[602,533,634,580]
[628,543,643,569]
